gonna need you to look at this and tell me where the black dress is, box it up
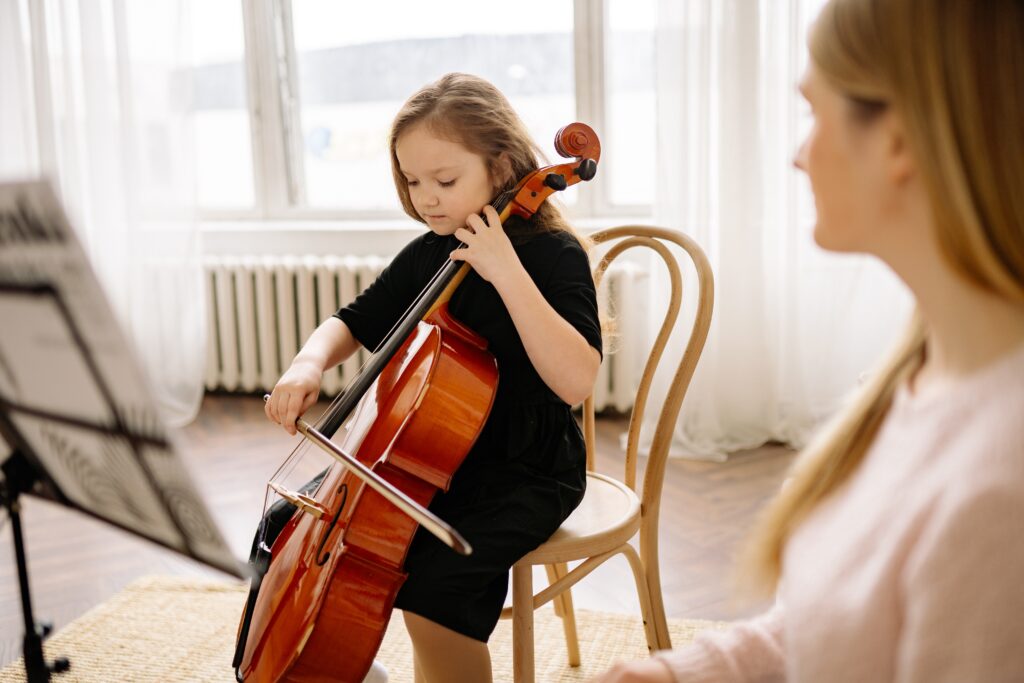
[335,220,602,642]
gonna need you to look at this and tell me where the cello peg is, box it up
[576,159,597,181]
[543,173,568,191]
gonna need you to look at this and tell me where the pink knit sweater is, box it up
[659,343,1024,682]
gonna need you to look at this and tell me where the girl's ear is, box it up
[492,152,514,189]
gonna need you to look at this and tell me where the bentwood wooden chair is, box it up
[500,226,714,682]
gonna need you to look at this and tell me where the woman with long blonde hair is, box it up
[596,0,1024,680]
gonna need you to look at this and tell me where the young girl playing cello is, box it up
[265,72,603,683]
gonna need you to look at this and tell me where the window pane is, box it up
[291,1,575,212]
[190,0,254,209]
[606,0,656,207]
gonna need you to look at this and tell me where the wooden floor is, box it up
[0,394,794,668]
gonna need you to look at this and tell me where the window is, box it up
[192,0,655,220]
[605,0,656,208]
[290,0,574,212]
[189,0,254,209]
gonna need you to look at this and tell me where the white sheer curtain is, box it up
[0,0,205,426]
[645,0,912,461]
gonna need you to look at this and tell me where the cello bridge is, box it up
[269,482,330,520]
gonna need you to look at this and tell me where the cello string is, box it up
[339,185,515,364]
[261,183,522,528]
[265,183,523,518]
[310,241,460,430]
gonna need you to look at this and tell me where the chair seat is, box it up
[518,472,641,565]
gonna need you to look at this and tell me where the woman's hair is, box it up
[743,0,1024,592]
[388,72,583,244]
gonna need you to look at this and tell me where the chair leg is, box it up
[512,563,535,683]
[545,563,581,666]
[646,562,672,649]
[621,544,660,653]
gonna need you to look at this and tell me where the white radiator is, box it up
[203,255,646,411]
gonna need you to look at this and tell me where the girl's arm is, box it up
[491,264,601,405]
[265,316,362,434]
[453,206,600,406]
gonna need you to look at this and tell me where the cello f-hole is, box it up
[315,484,348,566]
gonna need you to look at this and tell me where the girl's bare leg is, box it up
[403,611,492,683]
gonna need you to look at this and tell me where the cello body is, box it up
[237,305,498,682]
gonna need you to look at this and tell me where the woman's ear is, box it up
[883,110,916,186]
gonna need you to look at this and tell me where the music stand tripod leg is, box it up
[2,453,71,682]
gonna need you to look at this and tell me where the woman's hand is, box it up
[587,658,675,683]
[265,358,322,435]
[451,205,524,290]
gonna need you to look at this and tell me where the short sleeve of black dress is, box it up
[538,234,603,359]
[333,232,451,352]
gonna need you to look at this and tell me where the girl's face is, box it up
[395,123,495,236]
[793,64,896,255]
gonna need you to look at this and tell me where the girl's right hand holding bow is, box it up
[265,317,362,435]
[265,357,322,436]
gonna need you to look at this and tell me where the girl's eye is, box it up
[407,180,419,187]
[439,179,456,188]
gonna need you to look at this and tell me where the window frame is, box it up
[202,0,648,223]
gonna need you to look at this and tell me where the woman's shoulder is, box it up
[913,347,1024,499]
[893,342,1024,437]
[871,346,1024,519]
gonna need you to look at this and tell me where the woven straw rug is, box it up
[0,576,727,682]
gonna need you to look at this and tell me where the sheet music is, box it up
[0,180,241,577]
[0,292,111,425]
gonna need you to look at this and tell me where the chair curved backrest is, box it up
[506,225,714,682]
[582,225,714,621]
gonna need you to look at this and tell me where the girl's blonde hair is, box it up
[388,72,585,246]
[744,0,1024,592]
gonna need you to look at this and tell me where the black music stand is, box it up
[2,446,72,681]
[0,181,243,682]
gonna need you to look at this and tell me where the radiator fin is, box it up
[203,255,645,411]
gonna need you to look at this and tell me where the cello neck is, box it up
[319,189,518,436]
[318,254,464,437]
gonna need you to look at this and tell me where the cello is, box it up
[234,122,601,682]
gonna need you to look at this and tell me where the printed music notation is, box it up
[0,180,240,577]
[0,191,66,247]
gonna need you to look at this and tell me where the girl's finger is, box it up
[284,391,304,435]
[271,391,286,424]
[454,227,475,244]
[264,392,276,422]
[482,205,500,227]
